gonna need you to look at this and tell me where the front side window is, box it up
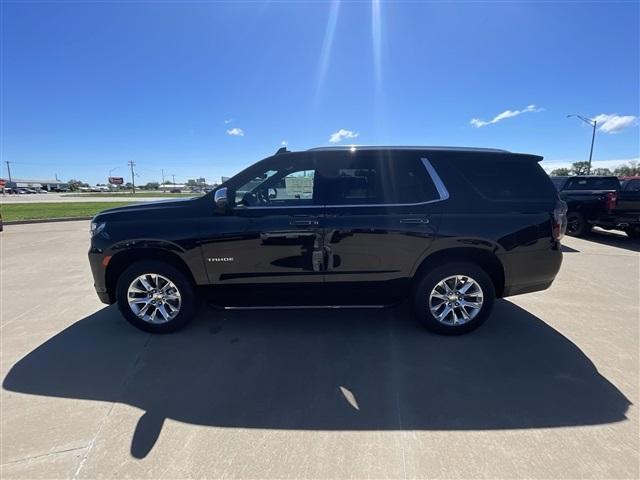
[232,157,317,207]
[320,152,439,205]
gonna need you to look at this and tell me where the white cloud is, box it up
[470,104,543,128]
[223,119,233,124]
[329,128,359,143]
[593,114,638,134]
[226,127,244,137]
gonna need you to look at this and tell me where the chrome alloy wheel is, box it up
[429,275,484,326]
[127,273,182,324]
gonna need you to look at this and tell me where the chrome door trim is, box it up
[235,157,449,210]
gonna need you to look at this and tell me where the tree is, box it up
[67,179,89,191]
[144,182,159,190]
[613,161,640,177]
[591,168,613,176]
[550,168,570,176]
[571,161,591,176]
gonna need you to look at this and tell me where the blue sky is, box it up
[2,1,639,185]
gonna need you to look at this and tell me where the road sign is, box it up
[108,177,124,185]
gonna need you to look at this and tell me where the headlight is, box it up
[90,222,106,238]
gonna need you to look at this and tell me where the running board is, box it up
[219,304,388,311]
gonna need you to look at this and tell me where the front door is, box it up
[200,154,325,285]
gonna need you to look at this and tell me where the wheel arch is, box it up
[412,247,506,298]
[105,247,196,303]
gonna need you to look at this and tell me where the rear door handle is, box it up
[400,217,429,224]
[290,217,319,226]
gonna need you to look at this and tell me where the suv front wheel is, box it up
[116,260,198,333]
[414,262,496,335]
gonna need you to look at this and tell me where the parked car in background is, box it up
[89,146,566,335]
[551,175,640,238]
[598,176,640,239]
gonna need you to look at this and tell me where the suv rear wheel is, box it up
[414,262,495,335]
[116,260,198,333]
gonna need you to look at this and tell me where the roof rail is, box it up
[275,146,289,155]
[306,145,511,153]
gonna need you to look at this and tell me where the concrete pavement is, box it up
[1,221,638,479]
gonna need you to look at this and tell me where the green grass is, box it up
[62,192,200,198]
[1,202,136,222]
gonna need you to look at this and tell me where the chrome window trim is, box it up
[421,157,450,201]
[233,157,449,210]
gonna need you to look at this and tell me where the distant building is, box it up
[3,178,70,191]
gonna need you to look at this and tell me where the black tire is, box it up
[624,225,640,240]
[413,262,496,335]
[116,260,198,333]
[566,211,590,237]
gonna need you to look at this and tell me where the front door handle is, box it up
[400,217,429,224]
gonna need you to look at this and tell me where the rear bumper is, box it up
[594,213,640,229]
[500,244,563,298]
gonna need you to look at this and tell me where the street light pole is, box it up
[568,114,597,175]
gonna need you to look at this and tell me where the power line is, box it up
[128,160,136,194]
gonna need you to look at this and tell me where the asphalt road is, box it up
[0,193,185,203]
[1,222,638,479]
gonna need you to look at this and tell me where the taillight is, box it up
[605,191,617,211]
[553,200,568,241]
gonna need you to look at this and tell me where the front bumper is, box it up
[89,247,112,304]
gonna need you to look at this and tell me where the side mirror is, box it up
[268,187,277,200]
[214,187,229,210]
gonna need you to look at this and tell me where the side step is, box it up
[212,304,389,311]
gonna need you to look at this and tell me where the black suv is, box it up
[89,146,566,335]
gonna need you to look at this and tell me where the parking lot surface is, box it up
[1,221,638,479]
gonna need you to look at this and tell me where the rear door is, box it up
[317,150,443,285]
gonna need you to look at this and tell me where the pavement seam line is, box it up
[1,446,88,467]
[72,333,153,479]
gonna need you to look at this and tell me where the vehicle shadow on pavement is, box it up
[3,301,631,459]
[587,230,640,252]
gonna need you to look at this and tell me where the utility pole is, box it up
[161,169,165,185]
[172,174,176,187]
[5,161,12,183]
[128,160,136,194]
[567,114,597,175]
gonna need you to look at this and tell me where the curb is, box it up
[3,216,93,226]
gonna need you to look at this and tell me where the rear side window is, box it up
[564,177,620,191]
[456,158,555,201]
[320,152,440,205]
